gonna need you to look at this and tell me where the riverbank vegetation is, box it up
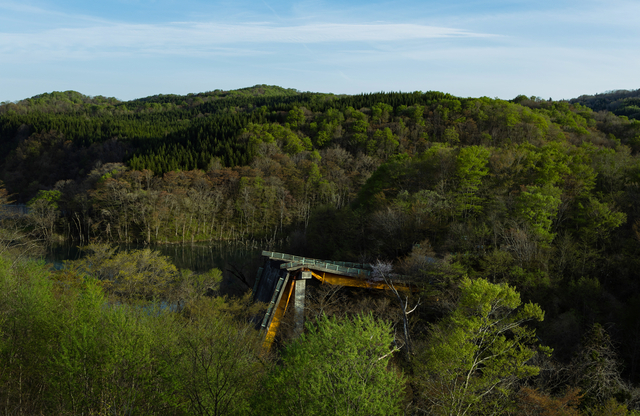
[2,85,640,414]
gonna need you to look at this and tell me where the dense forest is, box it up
[2,85,640,415]
[570,88,640,122]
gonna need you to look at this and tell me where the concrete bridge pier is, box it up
[294,271,312,336]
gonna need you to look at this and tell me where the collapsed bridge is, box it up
[253,251,416,349]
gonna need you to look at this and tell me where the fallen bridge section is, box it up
[253,251,417,350]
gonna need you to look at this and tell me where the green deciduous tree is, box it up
[72,243,182,302]
[370,127,399,158]
[256,314,405,416]
[371,102,393,123]
[167,309,265,416]
[287,106,305,128]
[515,184,562,244]
[416,277,548,416]
[455,146,490,218]
[576,197,626,245]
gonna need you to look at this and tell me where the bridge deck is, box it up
[255,251,419,350]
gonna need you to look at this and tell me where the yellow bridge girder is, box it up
[262,267,416,350]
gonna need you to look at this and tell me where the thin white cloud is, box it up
[0,0,52,15]
[0,0,112,25]
[0,21,493,62]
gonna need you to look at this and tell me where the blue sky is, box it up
[1,0,639,102]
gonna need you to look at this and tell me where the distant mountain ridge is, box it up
[570,88,640,120]
[130,84,303,104]
[7,85,640,121]
[1,84,306,114]
[3,84,640,205]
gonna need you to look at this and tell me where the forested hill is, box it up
[570,88,640,120]
[0,84,319,199]
[3,86,640,204]
[3,85,640,413]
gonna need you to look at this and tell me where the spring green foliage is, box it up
[515,184,562,244]
[72,243,183,301]
[286,106,306,128]
[242,122,312,156]
[166,305,265,416]
[2,87,638,250]
[27,189,62,208]
[0,241,638,415]
[455,146,490,218]
[417,277,548,416]
[256,314,405,416]
[0,250,264,415]
[0,248,407,416]
[2,86,640,414]
[0,255,170,414]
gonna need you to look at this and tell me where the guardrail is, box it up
[262,251,371,269]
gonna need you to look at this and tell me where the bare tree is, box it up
[371,260,420,359]
[569,324,628,407]
[306,283,346,319]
